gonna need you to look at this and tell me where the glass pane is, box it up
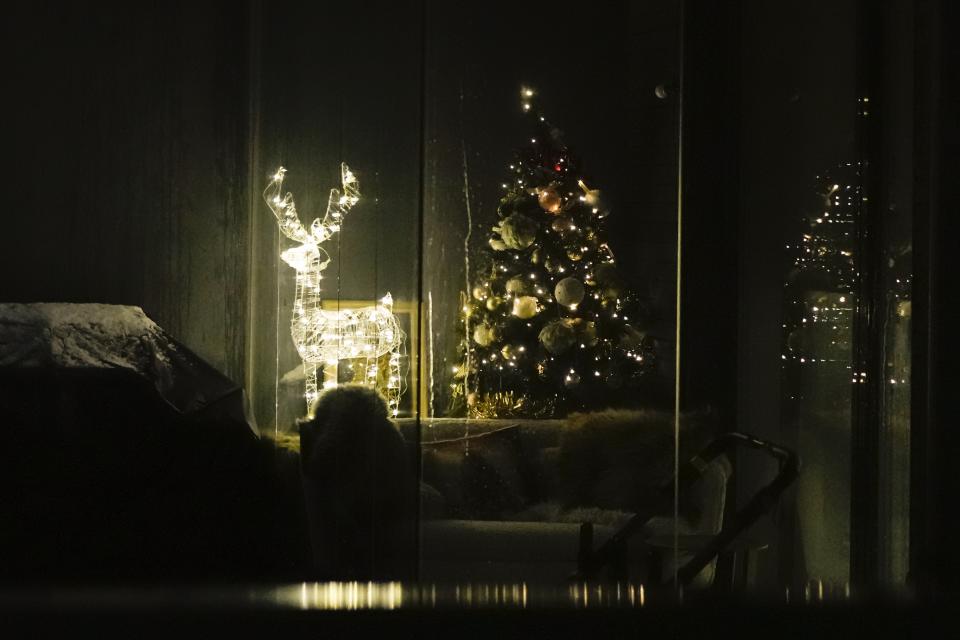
[876,0,914,585]
[419,0,684,591]
[729,0,913,597]
[719,0,866,597]
[249,0,423,579]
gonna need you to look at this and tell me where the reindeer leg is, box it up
[303,360,319,412]
[386,346,402,418]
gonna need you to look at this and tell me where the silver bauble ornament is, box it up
[554,277,585,308]
[497,213,539,250]
[539,320,576,355]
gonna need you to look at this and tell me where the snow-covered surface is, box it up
[0,303,250,427]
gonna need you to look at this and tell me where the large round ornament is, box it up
[566,247,584,262]
[486,295,504,311]
[539,319,576,355]
[538,186,562,213]
[551,217,574,235]
[497,213,539,250]
[511,295,539,319]
[554,277,585,308]
[473,323,497,347]
[472,285,488,300]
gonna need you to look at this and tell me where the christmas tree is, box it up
[450,88,657,418]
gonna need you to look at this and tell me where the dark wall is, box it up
[1,1,251,381]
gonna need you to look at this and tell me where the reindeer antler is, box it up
[263,163,361,249]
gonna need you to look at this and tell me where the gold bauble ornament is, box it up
[511,295,540,319]
[567,247,584,261]
[551,216,573,234]
[500,344,520,360]
[473,323,496,346]
[472,285,487,300]
[486,295,504,311]
[538,186,562,213]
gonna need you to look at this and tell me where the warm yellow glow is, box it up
[264,165,406,412]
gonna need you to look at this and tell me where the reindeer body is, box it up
[264,164,404,415]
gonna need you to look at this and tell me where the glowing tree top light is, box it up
[264,164,405,416]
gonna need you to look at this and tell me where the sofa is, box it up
[400,412,731,588]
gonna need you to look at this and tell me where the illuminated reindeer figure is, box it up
[264,164,405,416]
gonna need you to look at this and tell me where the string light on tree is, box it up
[449,86,657,418]
[264,165,406,415]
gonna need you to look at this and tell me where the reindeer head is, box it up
[263,163,361,272]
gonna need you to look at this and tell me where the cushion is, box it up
[421,425,527,520]
[558,408,715,514]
